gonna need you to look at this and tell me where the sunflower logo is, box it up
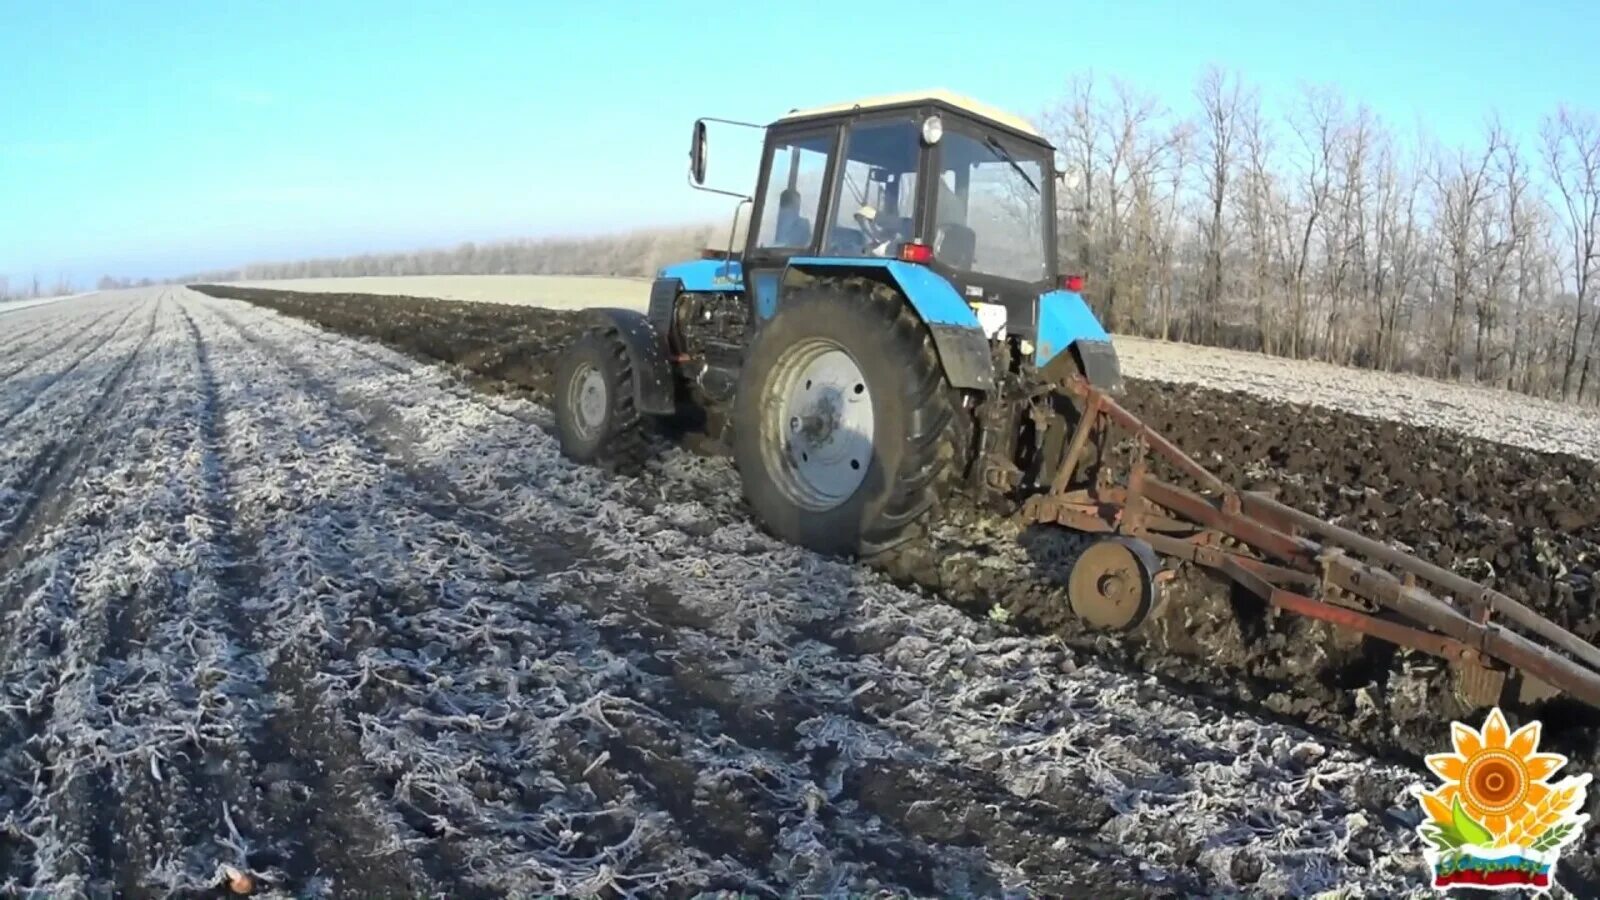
[1411,708,1590,892]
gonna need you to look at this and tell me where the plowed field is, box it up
[0,285,1594,897]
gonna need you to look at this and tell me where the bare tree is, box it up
[1195,66,1246,344]
[1474,127,1530,384]
[1237,91,1282,353]
[1427,127,1501,378]
[1542,107,1600,400]
[1283,86,1341,359]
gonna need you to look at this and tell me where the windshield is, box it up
[934,130,1049,283]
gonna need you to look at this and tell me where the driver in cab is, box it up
[774,189,813,247]
[853,204,903,257]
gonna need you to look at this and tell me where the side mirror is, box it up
[690,120,708,185]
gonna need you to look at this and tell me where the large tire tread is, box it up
[599,328,650,472]
[555,328,651,474]
[733,276,969,557]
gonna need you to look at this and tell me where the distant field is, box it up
[221,275,650,311]
[0,292,96,315]
[1116,334,1600,462]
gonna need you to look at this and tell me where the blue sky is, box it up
[1,0,1595,286]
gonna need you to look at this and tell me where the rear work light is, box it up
[898,241,934,264]
[1061,274,1085,292]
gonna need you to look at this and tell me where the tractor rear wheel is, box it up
[554,329,650,473]
[732,279,959,556]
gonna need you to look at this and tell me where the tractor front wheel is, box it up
[554,329,650,472]
[732,279,958,557]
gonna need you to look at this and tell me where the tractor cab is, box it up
[687,91,1061,343]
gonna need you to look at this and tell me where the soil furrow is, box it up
[174,297,450,898]
[0,298,177,892]
[0,301,112,380]
[191,288,800,895]
[0,297,161,579]
[0,299,140,429]
[0,313,65,360]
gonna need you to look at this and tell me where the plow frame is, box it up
[1020,378,1600,711]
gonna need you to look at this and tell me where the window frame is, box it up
[930,120,1054,286]
[744,124,841,265]
[821,114,925,258]
[741,98,1061,301]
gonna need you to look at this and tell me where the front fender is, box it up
[784,258,996,392]
[586,307,676,415]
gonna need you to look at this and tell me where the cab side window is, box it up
[826,119,918,257]
[756,134,832,250]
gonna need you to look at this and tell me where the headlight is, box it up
[922,114,943,145]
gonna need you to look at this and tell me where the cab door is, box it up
[741,126,838,322]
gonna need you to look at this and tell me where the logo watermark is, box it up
[1410,708,1590,892]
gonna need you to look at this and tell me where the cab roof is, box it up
[775,89,1045,142]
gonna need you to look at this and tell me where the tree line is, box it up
[0,274,77,303]
[176,224,722,284]
[169,67,1599,405]
[1048,68,1600,405]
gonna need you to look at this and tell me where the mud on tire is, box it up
[554,328,649,472]
[733,278,961,557]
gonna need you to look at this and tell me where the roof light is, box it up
[921,114,943,145]
[899,241,934,264]
[1061,274,1084,292]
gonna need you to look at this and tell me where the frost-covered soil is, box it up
[1116,335,1600,463]
[0,287,1471,897]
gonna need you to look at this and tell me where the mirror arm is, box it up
[688,115,766,198]
[687,178,753,201]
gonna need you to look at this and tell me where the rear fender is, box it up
[586,308,676,415]
[783,258,996,392]
[1035,289,1122,392]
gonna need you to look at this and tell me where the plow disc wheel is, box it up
[1067,538,1162,631]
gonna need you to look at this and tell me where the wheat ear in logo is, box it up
[1411,708,1590,892]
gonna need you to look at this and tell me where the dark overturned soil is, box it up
[191,284,1600,762]
[187,284,596,405]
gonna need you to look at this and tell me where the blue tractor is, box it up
[555,91,1121,558]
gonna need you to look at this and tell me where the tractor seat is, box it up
[934,224,976,270]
